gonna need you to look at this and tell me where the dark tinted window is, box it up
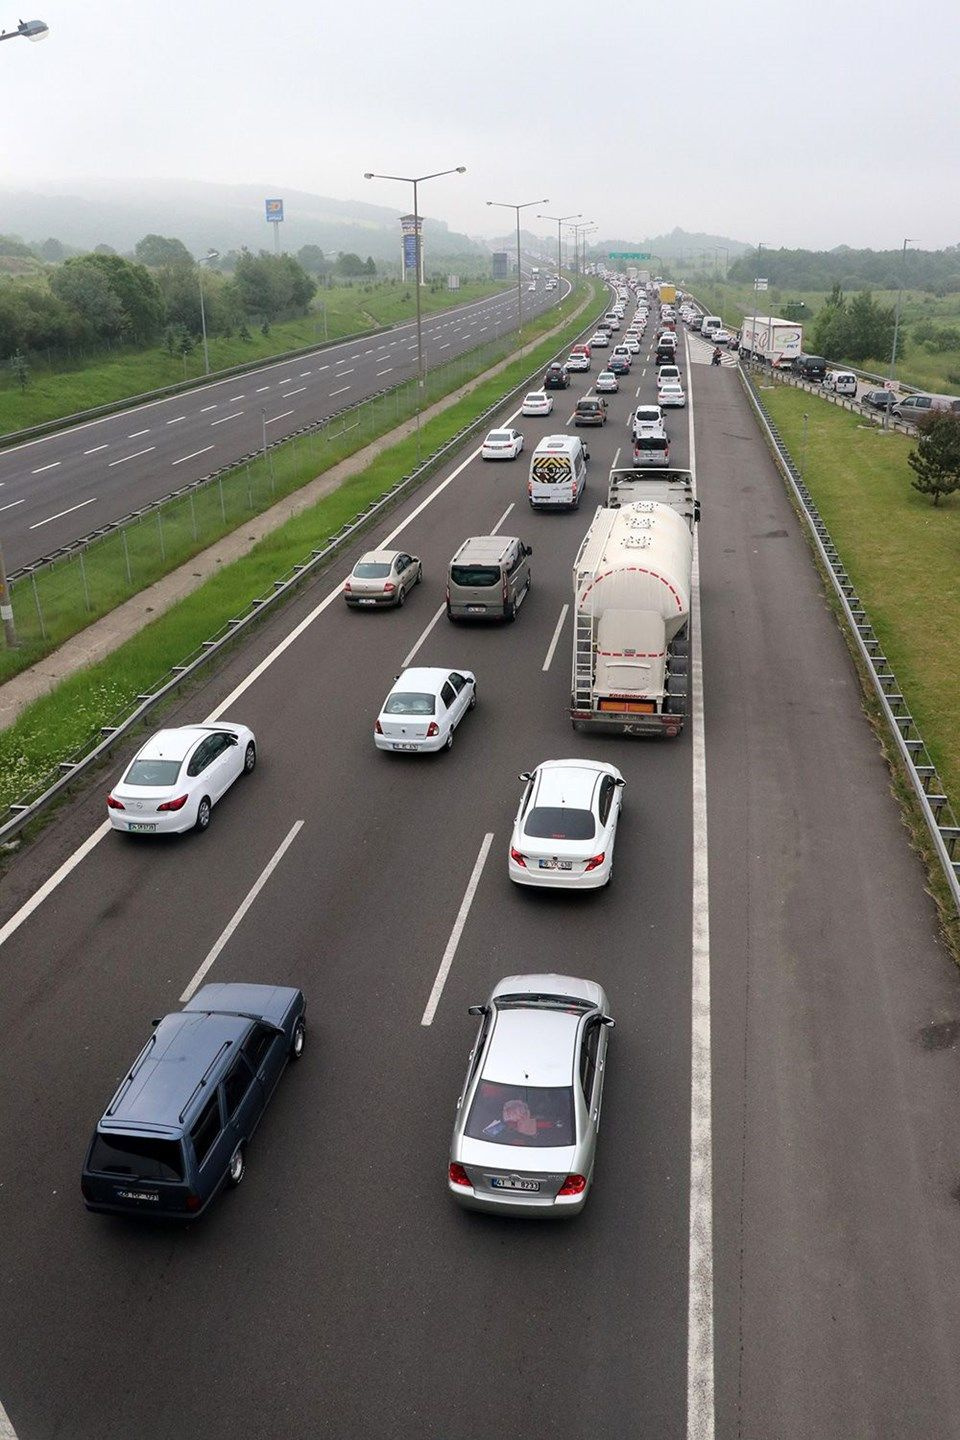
[187,739,214,778]
[190,1095,222,1167]
[598,776,615,825]
[88,1133,185,1182]
[451,565,499,587]
[223,1056,255,1118]
[449,672,467,693]
[465,1081,575,1147]
[242,1024,276,1073]
[636,436,668,452]
[124,759,182,787]
[525,806,596,841]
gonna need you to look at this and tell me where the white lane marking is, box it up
[349,353,360,360]
[421,833,494,1026]
[0,1393,21,1437]
[299,371,312,377]
[542,604,569,673]
[316,365,330,372]
[279,377,294,385]
[0,499,25,514]
[255,385,270,393]
[684,339,714,1440]
[480,326,488,332]
[364,348,374,355]
[210,410,244,426]
[490,502,515,534]
[29,496,98,529]
[83,444,109,454]
[200,404,218,413]
[179,820,305,1002]
[265,409,295,425]
[229,394,245,401]
[329,386,351,397]
[31,461,61,474]
[108,446,155,467]
[284,387,306,398]
[165,415,186,424]
[375,367,393,377]
[128,428,151,438]
[172,445,214,466]
[439,343,450,350]
[612,446,621,469]
[401,602,445,668]
[0,820,110,949]
[336,368,354,377]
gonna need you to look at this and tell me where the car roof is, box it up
[483,1007,580,1087]
[533,759,616,808]
[135,726,217,762]
[392,667,468,692]
[358,549,404,564]
[454,535,518,561]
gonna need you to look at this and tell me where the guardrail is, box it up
[0,282,606,848]
[756,366,919,435]
[740,366,960,919]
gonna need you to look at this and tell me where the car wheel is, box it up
[228,1144,245,1187]
[469,685,477,710]
[243,741,257,774]
[505,600,517,623]
[416,565,423,585]
[397,585,406,608]
[195,796,212,832]
[445,729,454,751]
[290,1017,306,1060]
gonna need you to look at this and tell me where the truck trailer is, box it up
[571,472,697,737]
[658,283,677,305]
[739,316,802,367]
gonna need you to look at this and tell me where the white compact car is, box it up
[107,724,257,835]
[521,390,554,416]
[595,370,619,393]
[508,759,624,890]
[565,352,591,372]
[658,380,686,407]
[482,428,524,460]
[375,667,476,753]
[622,336,641,354]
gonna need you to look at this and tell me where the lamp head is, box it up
[363,172,374,180]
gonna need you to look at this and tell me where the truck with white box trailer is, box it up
[739,316,802,367]
[571,471,697,737]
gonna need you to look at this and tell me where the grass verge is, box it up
[0,282,602,814]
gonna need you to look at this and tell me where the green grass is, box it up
[0,279,511,435]
[760,385,960,806]
[0,280,601,813]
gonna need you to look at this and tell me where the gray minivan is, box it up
[447,535,532,622]
[81,982,306,1220]
[892,392,960,421]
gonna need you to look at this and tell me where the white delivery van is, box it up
[528,434,589,510]
[824,370,858,397]
[700,315,723,338]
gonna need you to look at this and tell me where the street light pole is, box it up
[364,165,466,461]
[890,237,916,385]
[196,249,219,377]
[750,242,766,366]
[0,17,48,42]
[538,212,581,302]
[486,198,548,346]
[569,222,593,280]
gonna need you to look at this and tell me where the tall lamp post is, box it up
[539,212,581,301]
[749,242,766,366]
[578,224,598,276]
[885,238,916,428]
[364,165,466,459]
[0,17,48,41]
[569,222,593,279]
[197,249,220,377]
[486,197,548,345]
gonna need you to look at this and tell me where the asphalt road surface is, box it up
[0,276,566,571]
[1,294,959,1440]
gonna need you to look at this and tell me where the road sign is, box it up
[754,278,768,291]
[608,251,651,260]
[265,198,284,223]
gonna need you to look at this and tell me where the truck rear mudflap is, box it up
[570,705,685,738]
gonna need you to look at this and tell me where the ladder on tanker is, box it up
[573,601,594,710]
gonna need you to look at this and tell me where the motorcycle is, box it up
[711,348,722,366]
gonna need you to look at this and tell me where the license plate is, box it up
[392,743,418,751]
[116,1189,159,1203]
[539,859,573,871]
[491,1177,540,1192]
[357,598,377,606]
[467,605,486,614]
[127,822,157,832]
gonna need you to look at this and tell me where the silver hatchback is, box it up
[448,975,614,1217]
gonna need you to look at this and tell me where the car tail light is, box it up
[375,720,383,735]
[448,1162,472,1188]
[185,1193,202,1212]
[510,847,527,868]
[584,852,606,872]
[343,580,352,592]
[426,722,439,738]
[106,794,125,810]
[558,1174,587,1196]
[157,794,189,813]
[384,582,396,594]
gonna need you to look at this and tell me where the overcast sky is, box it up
[2,0,957,252]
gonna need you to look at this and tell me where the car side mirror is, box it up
[225,734,238,745]
[694,500,702,523]
[518,771,532,782]
[601,1015,616,1028]
[524,545,533,556]
[467,1004,489,1017]
[615,778,626,788]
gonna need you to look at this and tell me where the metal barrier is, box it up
[740,367,960,918]
[755,365,918,435]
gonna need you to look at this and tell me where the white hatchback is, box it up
[521,391,554,416]
[107,724,257,835]
[595,370,619,393]
[508,759,625,890]
[375,667,477,753]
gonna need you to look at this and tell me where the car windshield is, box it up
[88,1133,185,1182]
[465,1080,576,1148]
[451,565,499,587]
[525,806,596,840]
[384,692,435,716]
[353,562,391,579]
[124,758,182,787]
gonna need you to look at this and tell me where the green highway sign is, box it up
[608,252,651,260]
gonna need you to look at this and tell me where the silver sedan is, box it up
[448,974,614,1216]
[344,549,422,608]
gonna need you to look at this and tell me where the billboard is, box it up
[265,198,284,223]
[492,251,509,279]
[400,213,421,275]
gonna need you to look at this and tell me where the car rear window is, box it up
[465,1080,575,1148]
[451,565,500,587]
[525,806,596,840]
[636,436,667,451]
[353,562,391,578]
[384,692,435,716]
[487,431,511,442]
[124,759,182,787]
[88,1133,185,1182]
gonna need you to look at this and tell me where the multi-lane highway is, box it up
[1,292,959,1439]
[0,278,566,571]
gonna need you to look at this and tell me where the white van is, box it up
[603,312,621,332]
[528,434,589,510]
[700,315,723,338]
[824,370,858,397]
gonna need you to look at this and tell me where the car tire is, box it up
[505,600,517,623]
[469,685,477,710]
[290,1017,306,1060]
[416,565,423,585]
[195,797,212,832]
[243,741,257,774]
[228,1144,245,1187]
[397,586,406,608]
[446,606,457,622]
[445,730,454,751]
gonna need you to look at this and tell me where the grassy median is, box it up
[760,385,959,805]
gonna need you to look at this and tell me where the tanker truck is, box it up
[571,475,697,737]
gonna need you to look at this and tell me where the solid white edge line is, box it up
[29,496,97,529]
[490,502,515,534]
[172,446,214,466]
[542,603,569,673]
[0,823,110,948]
[179,820,305,1002]
[421,832,494,1026]
[684,336,715,1440]
[0,1396,19,1439]
[401,603,445,669]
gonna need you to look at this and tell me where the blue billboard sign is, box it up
[265,198,284,223]
[403,234,418,271]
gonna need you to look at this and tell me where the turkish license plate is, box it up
[392,743,418,751]
[357,598,377,606]
[117,1189,159,1203]
[491,1177,540,1192]
[539,859,572,871]
[467,605,486,614]
[127,822,157,833]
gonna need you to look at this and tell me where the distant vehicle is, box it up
[527,282,537,292]
[657,364,681,384]
[107,723,257,835]
[565,352,591,372]
[861,389,895,411]
[699,315,723,339]
[711,329,733,347]
[543,363,571,390]
[344,549,422,609]
[447,535,532,622]
[508,760,625,890]
[608,355,631,376]
[631,404,664,434]
[622,336,641,354]
[657,380,686,407]
[892,392,960,419]
[738,316,802,367]
[521,390,554,416]
[632,428,671,468]
[589,331,610,347]
[482,428,524,460]
[595,370,619,393]
[792,354,828,382]
[570,342,592,360]
[823,371,858,397]
[574,397,608,427]
[528,434,589,510]
[375,667,476,753]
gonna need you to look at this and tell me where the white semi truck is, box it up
[571,471,698,737]
[739,316,802,367]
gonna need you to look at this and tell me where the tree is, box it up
[907,412,960,505]
[363,256,377,276]
[135,234,193,268]
[49,259,126,341]
[38,238,66,263]
[82,252,165,342]
[297,244,328,275]
[8,350,29,392]
[334,252,366,277]
[845,290,897,363]
[93,243,116,255]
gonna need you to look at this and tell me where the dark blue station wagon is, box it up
[81,982,306,1219]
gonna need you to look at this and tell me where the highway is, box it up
[0,277,565,572]
[1,292,959,1439]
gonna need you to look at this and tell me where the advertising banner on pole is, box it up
[265,198,284,223]
[400,214,421,275]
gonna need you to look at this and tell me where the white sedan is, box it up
[622,336,641,354]
[521,390,554,417]
[595,370,619,393]
[482,428,524,460]
[711,329,733,346]
[375,667,477,753]
[508,759,625,890]
[589,331,610,347]
[658,380,687,407]
[107,723,257,835]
